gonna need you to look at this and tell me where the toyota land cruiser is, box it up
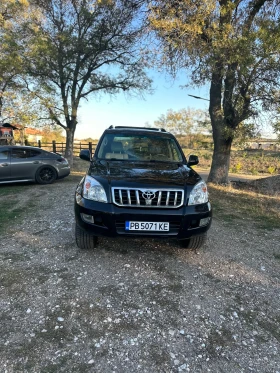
[75,126,212,250]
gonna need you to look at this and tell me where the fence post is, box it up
[38,140,41,148]
[52,140,57,153]
[89,142,92,155]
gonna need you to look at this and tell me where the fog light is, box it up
[199,217,210,227]
[81,213,95,224]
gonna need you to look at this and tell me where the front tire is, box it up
[35,166,57,184]
[180,234,207,250]
[75,223,97,250]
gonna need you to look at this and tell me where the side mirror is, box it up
[187,154,199,166]
[80,149,91,162]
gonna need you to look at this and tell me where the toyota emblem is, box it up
[142,190,156,205]
[142,190,156,200]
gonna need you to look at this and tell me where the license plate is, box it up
[125,221,169,231]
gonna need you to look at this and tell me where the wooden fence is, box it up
[25,140,98,156]
[24,139,280,155]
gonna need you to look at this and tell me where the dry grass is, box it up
[209,183,280,230]
[71,157,89,175]
[183,148,280,177]
[249,175,280,196]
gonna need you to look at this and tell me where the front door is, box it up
[10,147,42,180]
[0,148,11,181]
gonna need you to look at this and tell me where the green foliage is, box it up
[268,166,276,175]
[233,122,261,148]
[203,153,211,161]
[250,168,259,175]
[149,0,280,183]
[153,107,211,135]
[0,0,30,119]
[22,0,151,164]
[231,162,242,173]
[41,125,65,143]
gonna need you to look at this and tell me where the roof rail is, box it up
[108,126,166,132]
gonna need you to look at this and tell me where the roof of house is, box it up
[0,123,18,130]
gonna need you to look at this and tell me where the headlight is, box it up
[188,180,208,205]
[83,175,107,203]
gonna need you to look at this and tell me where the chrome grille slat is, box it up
[166,191,170,206]
[112,188,184,208]
[157,191,162,206]
[174,192,178,206]
[127,190,131,205]
[135,190,140,205]
[119,189,123,205]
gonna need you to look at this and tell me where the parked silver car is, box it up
[0,145,70,184]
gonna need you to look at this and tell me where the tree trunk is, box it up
[65,128,75,167]
[207,67,233,184]
[207,132,233,184]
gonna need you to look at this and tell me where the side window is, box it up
[170,140,183,162]
[0,150,9,160]
[28,150,41,157]
[11,149,41,159]
[11,149,28,159]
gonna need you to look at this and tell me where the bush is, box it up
[268,166,276,175]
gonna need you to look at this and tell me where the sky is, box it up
[75,71,210,140]
[74,70,276,140]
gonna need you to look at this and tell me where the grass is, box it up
[0,200,25,226]
[0,184,37,234]
[183,148,280,176]
[0,194,26,234]
[72,157,89,174]
[209,183,280,230]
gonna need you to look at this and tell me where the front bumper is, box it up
[75,196,212,240]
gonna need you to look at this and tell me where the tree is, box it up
[0,0,30,120]
[151,107,211,146]
[273,123,280,143]
[24,0,151,165]
[149,0,280,183]
[233,121,261,148]
[41,124,65,143]
[155,108,194,135]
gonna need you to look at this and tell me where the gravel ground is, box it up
[0,177,280,373]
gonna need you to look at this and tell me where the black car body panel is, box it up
[89,160,200,187]
[75,127,212,243]
[75,198,211,239]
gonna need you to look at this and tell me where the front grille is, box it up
[115,220,181,234]
[112,188,184,208]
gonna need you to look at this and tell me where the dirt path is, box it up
[0,178,280,373]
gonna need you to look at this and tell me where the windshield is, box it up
[97,133,183,162]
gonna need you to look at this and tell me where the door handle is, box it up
[33,161,40,164]
[0,163,9,167]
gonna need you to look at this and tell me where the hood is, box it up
[88,160,201,188]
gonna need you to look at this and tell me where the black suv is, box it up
[75,126,212,250]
